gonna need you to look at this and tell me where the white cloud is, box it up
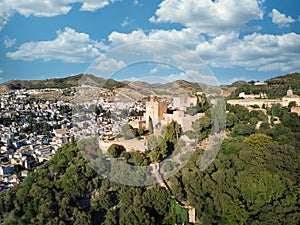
[269,9,296,28]
[123,75,169,84]
[7,27,101,63]
[94,41,110,51]
[107,26,300,74]
[121,17,134,27]
[149,28,201,47]
[108,28,201,48]
[0,68,3,74]
[150,0,264,35]
[80,0,112,11]
[108,30,147,46]
[150,67,158,74]
[4,37,16,48]
[88,54,126,76]
[0,3,12,31]
[196,32,300,72]
[0,0,118,30]
[133,0,139,5]
[126,70,217,85]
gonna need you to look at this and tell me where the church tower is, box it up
[287,87,293,96]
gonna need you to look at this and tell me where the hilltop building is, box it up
[254,82,268,86]
[142,95,204,132]
[144,96,168,128]
[238,92,267,99]
[228,88,300,108]
[282,87,300,107]
[227,99,281,108]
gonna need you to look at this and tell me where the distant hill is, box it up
[230,80,248,87]
[0,74,125,92]
[266,72,300,86]
[2,72,299,99]
[0,74,83,91]
[0,74,213,98]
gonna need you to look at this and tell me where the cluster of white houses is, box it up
[0,89,74,192]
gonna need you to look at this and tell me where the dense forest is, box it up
[230,72,300,99]
[1,102,300,224]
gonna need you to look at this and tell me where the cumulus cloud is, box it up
[0,3,12,30]
[121,17,134,27]
[4,37,16,48]
[150,67,158,74]
[0,0,118,30]
[107,28,300,73]
[6,27,101,63]
[108,28,201,48]
[108,30,147,46]
[196,32,300,72]
[150,0,264,35]
[87,54,126,76]
[110,29,299,73]
[80,0,113,11]
[269,9,296,28]
[149,28,202,47]
[127,69,217,85]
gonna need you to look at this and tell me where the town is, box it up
[2,80,300,193]
[0,85,209,192]
[0,89,74,192]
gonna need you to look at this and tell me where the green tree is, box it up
[107,144,126,158]
[148,116,154,134]
[226,112,238,129]
[244,134,274,150]
[121,123,138,140]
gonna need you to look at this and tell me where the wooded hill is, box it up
[1,101,300,224]
[229,72,300,99]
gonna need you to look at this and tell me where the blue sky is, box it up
[0,0,299,85]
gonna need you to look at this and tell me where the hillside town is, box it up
[0,89,75,192]
[2,83,300,192]
[0,86,207,192]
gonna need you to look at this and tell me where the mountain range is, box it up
[1,72,299,98]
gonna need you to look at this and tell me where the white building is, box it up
[282,87,300,107]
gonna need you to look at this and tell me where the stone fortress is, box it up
[100,94,204,152]
[140,95,204,133]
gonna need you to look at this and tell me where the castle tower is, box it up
[144,97,167,128]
